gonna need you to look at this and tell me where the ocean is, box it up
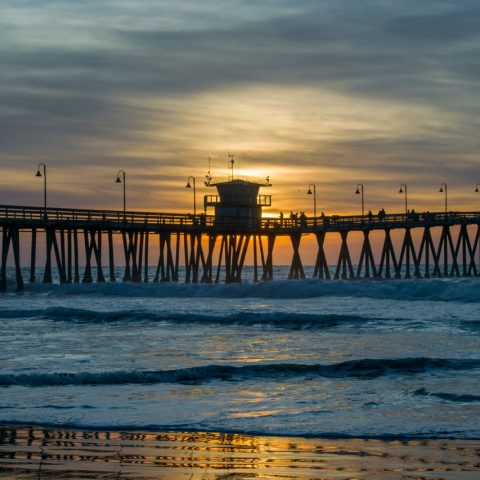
[1,267,479,440]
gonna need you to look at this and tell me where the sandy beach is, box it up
[0,425,478,479]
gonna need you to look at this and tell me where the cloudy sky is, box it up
[1,0,479,216]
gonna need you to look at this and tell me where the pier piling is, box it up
[1,205,480,291]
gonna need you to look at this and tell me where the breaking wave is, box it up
[17,277,480,303]
[0,307,380,329]
[2,358,479,387]
[412,388,480,403]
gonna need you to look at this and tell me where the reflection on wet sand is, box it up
[0,425,479,479]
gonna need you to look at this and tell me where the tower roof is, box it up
[208,178,270,188]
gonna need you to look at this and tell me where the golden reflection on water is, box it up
[0,425,479,479]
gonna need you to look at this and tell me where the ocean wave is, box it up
[0,404,95,410]
[1,358,478,387]
[412,388,480,403]
[0,307,377,329]
[18,277,480,302]
[459,320,480,332]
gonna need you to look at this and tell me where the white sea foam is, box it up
[17,276,480,303]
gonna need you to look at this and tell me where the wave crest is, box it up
[2,358,479,387]
[16,277,480,303]
[0,307,374,330]
[412,388,480,403]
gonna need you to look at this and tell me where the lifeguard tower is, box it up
[203,158,271,228]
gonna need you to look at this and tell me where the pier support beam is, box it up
[378,229,400,279]
[154,232,178,282]
[334,231,354,279]
[12,228,23,291]
[83,228,104,283]
[73,229,80,283]
[66,229,73,283]
[448,224,477,277]
[122,231,143,282]
[356,230,377,279]
[418,227,439,278]
[43,228,67,284]
[1,226,24,292]
[29,228,36,283]
[260,234,275,281]
[184,232,206,283]
[108,230,115,282]
[313,231,330,280]
[288,233,305,280]
[467,225,480,276]
[398,228,421,278]
[201,234,216,283]
[143,231,149,283]
[214,234,250,283]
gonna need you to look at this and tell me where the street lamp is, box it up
[116,170,126,214]
[35,163,47,217]
[399,183,408,215]
[355,184,364,216]
[439,183,448,213]
[186,176,196,217]
[307,184,317,223]
[475,183,480,193]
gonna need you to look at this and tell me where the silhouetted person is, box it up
[300,211,307,227]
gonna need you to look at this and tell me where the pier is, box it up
[1,202,480,291]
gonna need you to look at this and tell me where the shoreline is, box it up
[1,424,479,479]
[1,420,480,441]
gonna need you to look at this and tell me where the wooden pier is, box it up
[1,204,480,291]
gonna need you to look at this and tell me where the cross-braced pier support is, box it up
[334,231,355,279]
[83,228,104,283]
[288,233,305,280]
[0,226,23,292]
[1,205,480,291]
[313,231,330,279]
[356,230,377,278]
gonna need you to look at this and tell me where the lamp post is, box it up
[307,184,317,223]
[475,183,480,193]
[186,176,196,217]
[35,163,47,217]
[399,183,408,215]
[439,183,448,213]
[355,184,364,216]
[116,170,126,214]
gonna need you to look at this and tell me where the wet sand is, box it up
[0,425,479,479]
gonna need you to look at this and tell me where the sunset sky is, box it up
[1,0,479,218]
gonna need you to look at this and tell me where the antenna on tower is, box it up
[205,157,212,186]
[228,153,234,181]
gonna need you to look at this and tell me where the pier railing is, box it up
[0,204,195,226]
[1,204,479,232]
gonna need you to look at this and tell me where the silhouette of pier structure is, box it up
[1,178,480,291]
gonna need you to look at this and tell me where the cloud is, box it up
[2,1,479,98]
